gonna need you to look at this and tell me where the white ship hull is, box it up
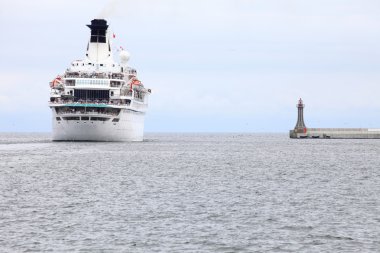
[52,109,145,142]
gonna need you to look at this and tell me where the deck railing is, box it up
[50,100,131,106]
[57,110,119,116]
[64,72,125,80]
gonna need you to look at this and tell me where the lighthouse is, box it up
[294,98,307,133]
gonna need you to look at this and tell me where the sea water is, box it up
[0,133,379,252]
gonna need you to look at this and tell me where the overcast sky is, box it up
[1,0,380,132]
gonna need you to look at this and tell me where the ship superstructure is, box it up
[49,19,150,141]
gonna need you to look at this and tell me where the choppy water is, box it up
[0,133,379,252]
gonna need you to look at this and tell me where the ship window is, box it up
[74,89,110,102]
[99,36,106,43]
[112,118,120,122]
[100,64,104,67]
[56,117,61,121]
[91,36,106,43]
[63,117,80,121]
[90,29,106,43]
[66,80,75,86]
[110,91,114,96]
[91,117,110,121]
[81,117,89,121]
[110,81,121,87]
[88,63,91,65]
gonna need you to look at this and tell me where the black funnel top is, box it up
[87,19,108,43]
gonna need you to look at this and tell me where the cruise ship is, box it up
[49,19,150,141]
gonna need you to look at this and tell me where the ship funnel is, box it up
[86,19,112,63]
[87,19,108,43]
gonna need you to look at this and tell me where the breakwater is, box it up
[290,128,380,139]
